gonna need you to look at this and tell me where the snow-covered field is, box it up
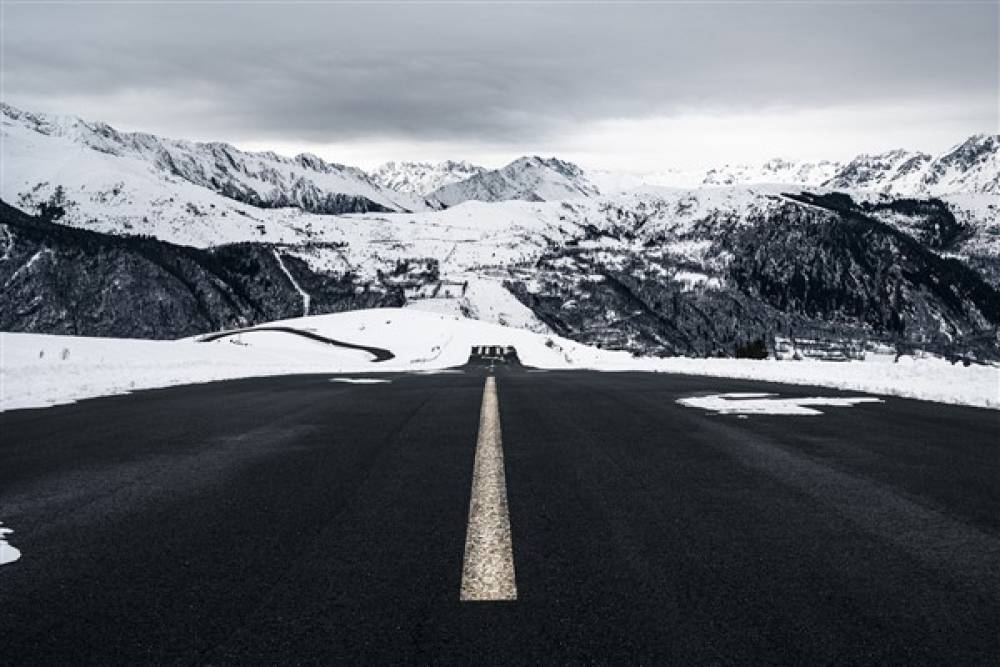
[2,309,997,412]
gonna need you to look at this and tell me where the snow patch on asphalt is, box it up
[679,393,884,416]
[0,523,21,565]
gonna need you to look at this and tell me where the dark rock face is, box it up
[859,197,971,251]
[0,202,402,339]
[212,179,396,215]
[507,193,1000,359]
[734,195,998,340]
[508,264,784,358]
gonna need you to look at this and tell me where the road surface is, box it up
[1,359,998,664]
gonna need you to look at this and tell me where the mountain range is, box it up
[4,103,999,216]
[371,160,487,197]
[425,156,602,206]
[2,102,998,359]
[643,136,999,196]
[370,137,1000,202]
[1,103,432,216]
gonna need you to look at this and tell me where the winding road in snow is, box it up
[198,325,395,361]
[0,359,997,663]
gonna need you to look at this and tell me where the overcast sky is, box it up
[3,1,997,171]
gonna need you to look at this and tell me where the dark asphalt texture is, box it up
[0,360,998,665]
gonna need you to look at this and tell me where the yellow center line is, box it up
[460,376,517,601]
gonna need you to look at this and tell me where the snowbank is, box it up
[639,354,999,410]
[2,309,997,411]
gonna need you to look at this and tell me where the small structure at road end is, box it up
[468,345,519,365]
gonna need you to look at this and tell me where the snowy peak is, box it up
[922,134,1000,194]
[822,135,1000,195]
[937,133,997,170]
[370,160,487,197]
[517,156,587,180]
[428,155,600,207]
[630,135,998,196]
[823,149,931,192]
[1,102,431,214]
[700,158,843,187]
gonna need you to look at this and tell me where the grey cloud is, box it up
[3,1,997,145]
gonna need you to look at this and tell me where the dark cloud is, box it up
[3,1,997,149]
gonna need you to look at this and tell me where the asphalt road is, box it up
[1,359,998,664]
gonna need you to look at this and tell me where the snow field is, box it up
[2,309,997,412]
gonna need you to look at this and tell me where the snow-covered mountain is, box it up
[637,137,999,196]
[428,156,601,207]
[370,160,487,197]
[826,135,1000,195]
[638,159,843,190]
[925,135,1000,194]
[2,101,998,359]
[824,149,933,193]
[1,103,431,216]
[6,184,999,359]
[702,158,844,187]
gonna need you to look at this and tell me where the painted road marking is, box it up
[329,378,391,384]
[460,376,517,601]
[678,392,883,416]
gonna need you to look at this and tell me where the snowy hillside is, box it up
[1,102,431,216]
[6,181,998,360]
[428,156,601,207]
[371,160,486,197]
[2,101,998,363]
[4,309,997,412]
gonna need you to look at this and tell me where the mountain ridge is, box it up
[4,101,997,215]
[427,155,601,206]
[1,102,432,215]
[370,160,487,197]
